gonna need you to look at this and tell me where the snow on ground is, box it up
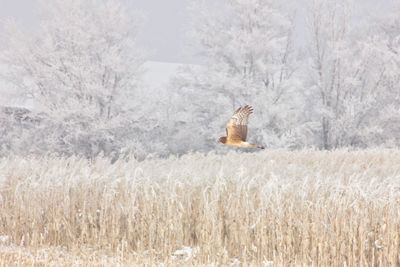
[142,61,185,90]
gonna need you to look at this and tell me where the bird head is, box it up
[218,136,227,144]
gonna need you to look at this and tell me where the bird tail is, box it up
[240,142,265,149]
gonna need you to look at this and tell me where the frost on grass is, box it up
[171,246,198,261]
[0,149,399,266]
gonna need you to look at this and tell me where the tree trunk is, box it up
[322,117,330,150]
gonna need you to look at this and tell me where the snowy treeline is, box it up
[0,0,167,159]
[0,0,399,158]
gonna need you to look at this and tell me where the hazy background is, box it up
[1,0,397,63]
[1,0,400,158]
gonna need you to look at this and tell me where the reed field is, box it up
[0,149,399,266]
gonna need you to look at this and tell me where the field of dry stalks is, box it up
[0,149,399,266]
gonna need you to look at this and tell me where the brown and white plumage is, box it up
[218,105,264,149]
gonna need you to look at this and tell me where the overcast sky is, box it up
[0,0,398,64]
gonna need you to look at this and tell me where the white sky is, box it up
[0,0,398,64]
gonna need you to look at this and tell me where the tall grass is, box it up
[0,150,399,266]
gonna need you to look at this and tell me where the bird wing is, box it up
[226,105,253,142]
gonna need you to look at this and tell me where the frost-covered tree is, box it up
[305,0,387,149]
[0,0,164,158]
[368,6,400,146]
[173,0,306,150]
[1,0,143,121]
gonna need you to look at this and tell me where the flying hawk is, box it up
[218,105,264,149]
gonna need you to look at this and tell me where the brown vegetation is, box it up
[0,150,399,266]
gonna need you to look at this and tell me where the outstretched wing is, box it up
[226,105,253,142]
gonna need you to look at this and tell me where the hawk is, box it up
[218,105,264,149]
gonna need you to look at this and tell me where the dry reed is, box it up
[0,149,399,266]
